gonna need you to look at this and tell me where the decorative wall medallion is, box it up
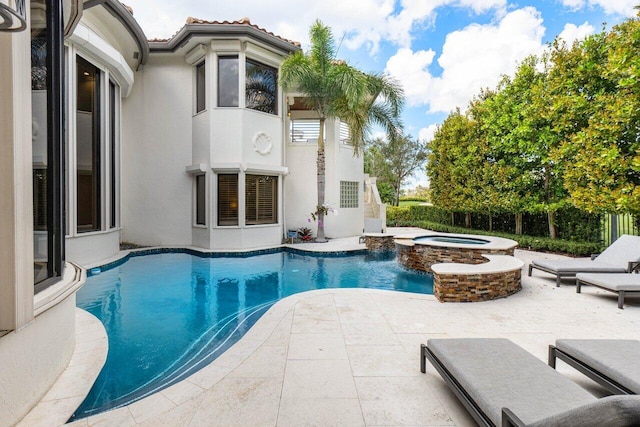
[253,131,272,155]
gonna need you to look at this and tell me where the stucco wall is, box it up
[0,296,76,425]
[121,55,193,246]
[285,117,364,239]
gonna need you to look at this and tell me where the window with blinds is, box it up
[290,119,323,143]
[340,121,352,145]
[217,174,238,226]
[245,175,278,225]
[340,181,359,208]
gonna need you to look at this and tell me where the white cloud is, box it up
[385,48,437,107]
[558,22,595,45]
[561,0,637,17]
[124,0,508,54]
[386,7,546,113]
[419,124,438,143]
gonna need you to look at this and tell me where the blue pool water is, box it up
[72,249,432,420]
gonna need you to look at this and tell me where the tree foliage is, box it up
[427,12,640,239]
[365,134,428,206]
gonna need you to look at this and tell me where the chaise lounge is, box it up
[528,234,640,286]
[576,273,640,309]
[549,339,640,395]
[421,338,640,426]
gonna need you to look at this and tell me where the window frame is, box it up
[195,60,206,113]
[32,0,65,293]
[245,58,278,115]
[194,173,207,226]
[217,173,239,227]
[76,56,102,234]
[217,55,239,108]
[245,174,278,226]
[340,181,360,209]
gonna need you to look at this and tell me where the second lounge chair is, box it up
[528,234,640,286]
[421,338,640,426]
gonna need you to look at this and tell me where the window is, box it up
[77,57,101,233]
[31,0,65,290]
[195,174,206,225]
[217,174,238,226]
[246,59,277,114]
[290,119,323,143]
[109,81,118,228]
[340,181,359,208]
[245,175,278,225]
[196,61,206,113]
[218,56,238,107]
[340,121,352,145]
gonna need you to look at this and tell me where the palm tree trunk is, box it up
[316,118,327,242]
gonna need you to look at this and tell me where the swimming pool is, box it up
[72,249,432,420]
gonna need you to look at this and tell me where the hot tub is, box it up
[395,232,518,274]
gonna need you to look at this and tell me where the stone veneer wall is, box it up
[434,269,522,302]
[396,244,515,273]
[365,236,396,252]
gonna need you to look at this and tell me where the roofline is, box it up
[149,24,301,55]
[84,0,150,68]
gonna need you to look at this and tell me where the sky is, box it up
[123,0,637,187]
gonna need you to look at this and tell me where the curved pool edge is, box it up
[19,308,108,427]
[82,239,369,274]
[75,288,438,425]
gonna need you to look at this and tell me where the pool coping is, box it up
[394,230,518,250]
[83,242,369,274]
[17,309,108,426]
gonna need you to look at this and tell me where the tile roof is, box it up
[148,17,301,48]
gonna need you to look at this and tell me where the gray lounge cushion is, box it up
[427,338,595,426]
[577,273,640,292]
[595,235,640,267]
[556,339,640,394]
[532,235,640,274]
[532,259,626,274]
[528,395,640,427]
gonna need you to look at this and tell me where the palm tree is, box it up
[280,20,404,241]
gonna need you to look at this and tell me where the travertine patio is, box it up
[21,229,640,426]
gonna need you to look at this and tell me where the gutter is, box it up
[84,0,149,69]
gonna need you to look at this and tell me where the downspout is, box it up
[282,93,288,241]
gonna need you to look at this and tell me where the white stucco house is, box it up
[0,1,371,423]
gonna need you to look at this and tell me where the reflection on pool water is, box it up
[72,250,433,420]
[414,235,490,245]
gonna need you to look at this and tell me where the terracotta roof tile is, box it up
[149,17,301,47]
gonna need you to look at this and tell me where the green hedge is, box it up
[389,205,602,243]
[387,205,451,225]
[389,219,603,256]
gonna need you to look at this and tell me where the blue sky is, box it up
[125,0,637,186]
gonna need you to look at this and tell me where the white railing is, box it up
[364,175,386,232]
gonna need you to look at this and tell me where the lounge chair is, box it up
[421,338,640,426]
[528,234,640,286]
[549,339,640,395]
[358,218,384,243]
[576,273,640,309]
